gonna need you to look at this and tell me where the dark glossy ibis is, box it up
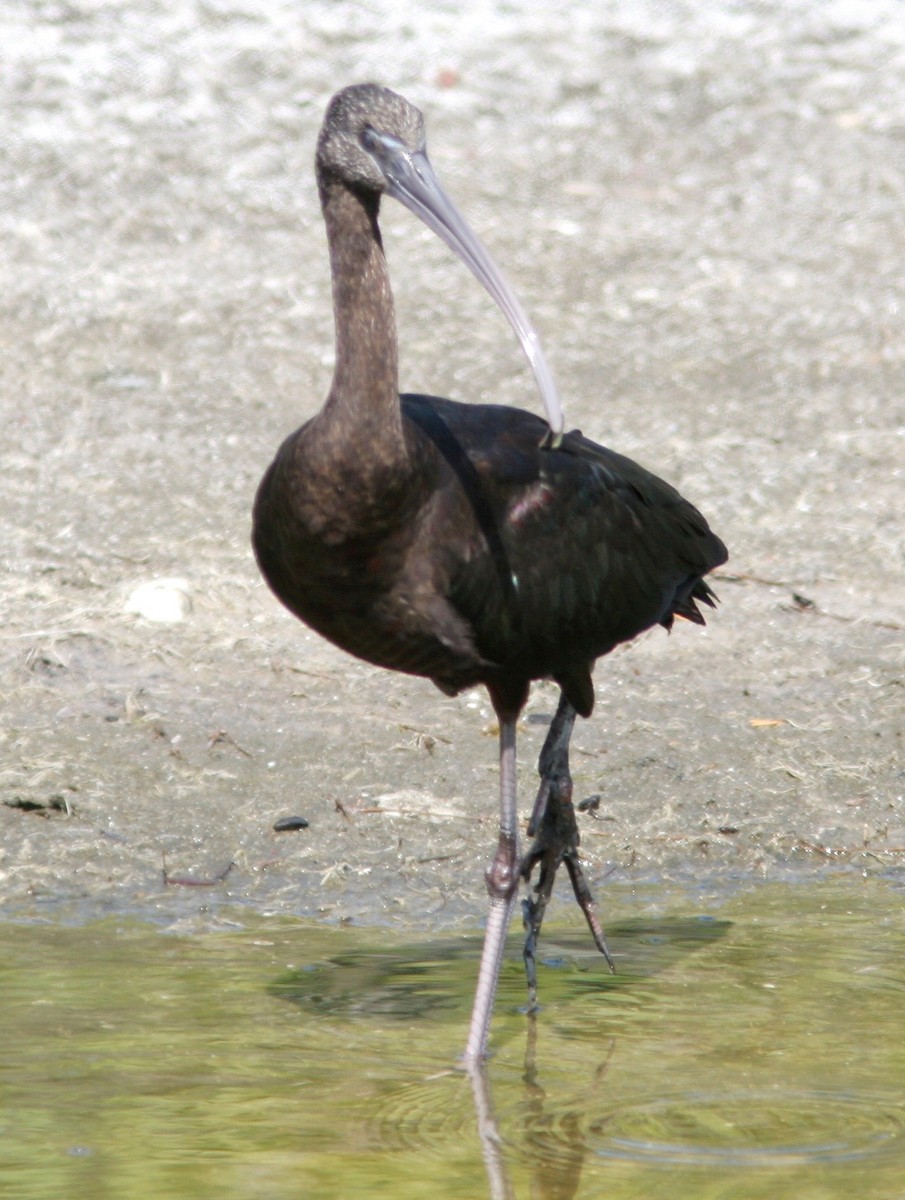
[252,83,727,1064]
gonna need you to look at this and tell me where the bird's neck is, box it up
[317,180,405,459]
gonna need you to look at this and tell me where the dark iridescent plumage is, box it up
[253,83,726,1064]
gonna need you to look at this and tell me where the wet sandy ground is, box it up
[1,0,902,932]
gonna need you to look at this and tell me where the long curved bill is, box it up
[380,141,565,443]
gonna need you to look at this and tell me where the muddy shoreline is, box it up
[2,1,902,932]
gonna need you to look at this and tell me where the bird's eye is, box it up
[360,126,381,154]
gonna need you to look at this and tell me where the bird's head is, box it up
[317,83,426,197]
[316,82,565,444]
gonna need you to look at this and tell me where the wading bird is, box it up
[253,84,727,1065]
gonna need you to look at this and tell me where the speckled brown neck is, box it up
[315,178,404,462]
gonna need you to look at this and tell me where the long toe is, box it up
[521,777,615,994]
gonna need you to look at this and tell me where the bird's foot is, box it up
[520,775,614,1008]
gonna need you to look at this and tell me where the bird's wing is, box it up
[402,394,726,706]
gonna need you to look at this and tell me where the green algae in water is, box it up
[1,878,904,1199]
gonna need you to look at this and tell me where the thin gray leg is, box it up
[462,714,520,1065]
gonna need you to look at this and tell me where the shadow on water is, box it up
[267,913,730,1024]
[2,878,905,1199]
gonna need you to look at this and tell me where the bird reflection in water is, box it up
[468,1018,617,1200]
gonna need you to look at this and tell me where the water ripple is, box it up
[372,1073,476,1153]
[576,1089,905,1168]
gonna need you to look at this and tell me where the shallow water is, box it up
[2,877,904,1199]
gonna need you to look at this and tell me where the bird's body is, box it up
[253,83,727,1065]
[255,393,721,716]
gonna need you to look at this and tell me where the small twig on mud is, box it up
[336,798,485,822]
[207,728,252,757]
[397,722,453,745]
[715,571,903,631]
[162,855,235,887]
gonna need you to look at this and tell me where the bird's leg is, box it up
[521,694,614,1009]
[521,695,576,1007]
[463,712,521,1066]
[525,692,576,839]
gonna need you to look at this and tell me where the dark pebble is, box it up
[273,815,310,832]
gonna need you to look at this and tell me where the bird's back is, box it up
[401,394,727,715]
